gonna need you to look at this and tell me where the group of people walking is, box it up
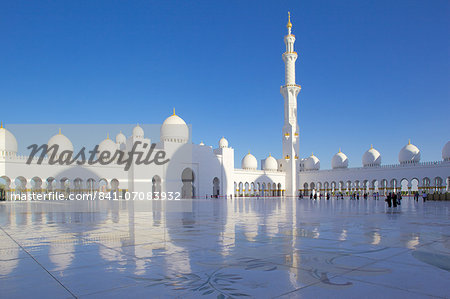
[385,192,402,207]
[299,190,430,208]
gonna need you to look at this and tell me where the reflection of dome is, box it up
[0,123,18,155]
[399,140,420,164]
[0,246,19,275]
[160,110,189,143]
[219,137,229,148]
[98,134,117,156]
[48,129,73,153]
[442,141,450,162]
[116,131,126,144]
[332,149,348,169]
[304,153,320,170]
[242,152,257,170]
[264,154,278,171]
[49,241,74,271]
[362,145,381,167]
[133,124,144,139]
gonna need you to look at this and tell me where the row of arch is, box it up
[0,168,216,200]
[300,176,450,195]
[234,182,284,197]
[0,176,122,194]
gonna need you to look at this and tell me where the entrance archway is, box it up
[213,177,220,198]
[181,168,195,198]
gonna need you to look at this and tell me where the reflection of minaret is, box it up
[281,12,301,198]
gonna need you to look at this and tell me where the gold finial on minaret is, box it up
[0,121,3,129]
[173,108,176,116]
[408,139,411,145]
[287,12,292,30]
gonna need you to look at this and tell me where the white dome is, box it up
[362,145,381,167]
[0,125,18,155]
[48,130,73,154]
[160,111,189,143]
[264,154,278,171]
[98,135,117,157]
[442,141,450,162]
[399,141,420,164]
[304,153,320,170]
[116,131,126,144]
[219,137,228,148]
[241,152,257,170]
[133,124,144,139]
[332,150,348,169]
[199,141,205,146]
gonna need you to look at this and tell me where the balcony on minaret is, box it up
[285,155,290,160]
[284,132,290,140]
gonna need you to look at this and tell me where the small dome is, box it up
[264,154,278,171]
[399,140,420,164]
[332,149,348,169]
[304,153,320,170]
[241,152,257,170]
[219,137,228,148]
[160,110,189,143]
[362,145,381,167]
[98,134,117,157]
[199,141,205,146]
[116,131,126,144]
[0,124,18,155]
[133,124,144,139]
[442,141,450,162]
[48,129,73,154]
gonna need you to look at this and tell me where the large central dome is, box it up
[160,110,189,143]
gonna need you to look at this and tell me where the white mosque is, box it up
[1,14,449,199]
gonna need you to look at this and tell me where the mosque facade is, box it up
[1,15,449,199]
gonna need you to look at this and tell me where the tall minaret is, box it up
[281,12,301,198]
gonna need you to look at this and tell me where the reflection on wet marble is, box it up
[0,198,449,298]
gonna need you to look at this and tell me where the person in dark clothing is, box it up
[313,193,317,200]
[386,193,392,208]
[392,193,397,207]
[310,193,313,200]
[326,192,330,200]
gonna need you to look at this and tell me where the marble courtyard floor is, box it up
[0,198,449,298]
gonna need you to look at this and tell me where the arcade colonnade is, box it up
[234,181,284,197]
[300,176,450,196]
[0,168,223,200]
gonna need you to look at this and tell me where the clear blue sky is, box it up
[1,0,449,169]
